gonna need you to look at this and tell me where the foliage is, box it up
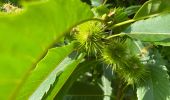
[0,0,170,100]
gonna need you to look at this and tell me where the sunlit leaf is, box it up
[18,43,75,99]
[0,0,93,99]
[44,53,85,99]
[134,0,170,19]
[137,52,170,100]
[125,14,170,46]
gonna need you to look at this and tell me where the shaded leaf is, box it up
[56,60,98,100]
[125,5,141,16]
[64,81,103,100]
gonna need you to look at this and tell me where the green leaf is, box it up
[62,63,115,100]
[125,5,141,16]
[125,28,170,100]
[125,14,170,46]
[65,81,103,100]
[134,0,170,19]
[30,52,84,100]
[92,5,109,17]
[111,0,170,31]
[125,39,143,55]
[100,66,113,100]
[44,53,85,99]
[17,43,75,99]
[91,0,103,7]
[137,53,170,100]
[128,40,170,100]
[0,0,93,99]
[30,53,77,100]
[56,60,97,100]
[126,36,170,100]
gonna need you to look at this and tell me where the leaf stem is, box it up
[120,85,128,100]
[111,19,135,28]
[106,33,126,39]
[109,12,166,29]
[103,0,108,5]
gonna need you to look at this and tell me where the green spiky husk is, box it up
[118,56,149,85]
[102,40,127,70]
[74,20,105,56]
[101,39,149,85]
